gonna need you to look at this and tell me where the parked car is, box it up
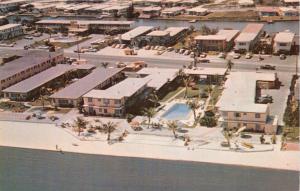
[33,32,42,37]
[145,45,150,50]
[120,44,126,49]
[24,45,30,50]
[167,47,174,52]
[218,52,226,59]
[179,49,185,54]
[24,35,33,40]
[86,48,98,52]
[279,54,286,60]
[183,50,190,55]
[245,53,252,59]
[260,65,276,70]
[199,59,210,63]
[257,95,273,104]
[200,53,207,58]
[174,48,179,53]
[233,53,241,59]
[190,52,195,58]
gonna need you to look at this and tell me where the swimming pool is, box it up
[161,103,192,120]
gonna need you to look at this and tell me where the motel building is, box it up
[234,23,264,53]
[146,27,189,46]
[0,51,64,92]
[273,31,295,54]
[0,24,23,40]
[83,78,150,117]
[195,29,240,52]
[216,72,278,134]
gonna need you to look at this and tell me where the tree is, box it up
[222,128,233,148]
[167,120,178,139]
[101,62,109,68]
[226,59,234,71]
[143,107,156,128]
[186,99,200,121]
[103,121,118,141]
[149,91,159,108]
[200,115,217,127]
[205,85,213,97]
[74,117,88,136]
[14,16,21,24]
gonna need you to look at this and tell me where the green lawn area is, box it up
[284,126,299,142]
[0,101,29,112]
[175,84,210,99]
[160,86,184,102]
[209,86,223,106]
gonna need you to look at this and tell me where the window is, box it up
[234,112,241,117]
[98,99,101,102]
[279,43,287,46]
[99,108,102,112]
[243,113,247,115]
[88,97,92,102]
[239,42,246,46]
[255,124,261,131]
[104,109,107,113]
[114,99,121,104]
[103,99,109,105]
[88,107,93,113]
[243,123,247,127]
[255,113,260,118]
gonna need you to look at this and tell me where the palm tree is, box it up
[186,99,200,121]
[222,128,233,148]
[205,85,213,97]
[103,121,118,141]
[149,91,159,108]
[143,107,156,128]
[167,120,178,139]
[74,117,88,136]
[226,59,234,71]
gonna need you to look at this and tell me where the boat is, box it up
[267,20,274,24]
[189,19,197,23]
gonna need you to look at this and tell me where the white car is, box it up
[24,36,33,40]
[183,50,191,55]
[233,53,241,59]
[245,53,252,59]
[218,53,225,58]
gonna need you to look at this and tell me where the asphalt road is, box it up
[65,52,299,73]
[0,146,299,191]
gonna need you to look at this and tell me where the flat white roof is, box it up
[84,78,149,99]
[274,31,295,43]
[121,26,154,41]
[184,67,227,76]
[147,30,169,36]
[235,23,264,42]
[162,6,185,13]
[216,72,276,113]
[36,20,134,25]
[0,24,21,31]
[195,29,239,42]
[186,6,208,12]
[137,67,179,90]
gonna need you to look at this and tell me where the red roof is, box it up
[242,23,264,33]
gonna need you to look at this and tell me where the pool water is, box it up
[162,103,191,120]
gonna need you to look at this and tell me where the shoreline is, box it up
[1,145,298,173]
[0,121,299,172]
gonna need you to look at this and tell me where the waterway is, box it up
[0,146,299,191]
[7,15,300,34]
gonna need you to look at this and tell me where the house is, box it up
[0,24,23,40]
[216,72,278,134]
[31,3,56,14]
[146,26,189,46]
[133,0,162,7]
[82,4,111,15]
[273,31,295,54]
[0,51,64,92]
[0,0,26,13]
[234,23,264,52]
[161,7,185,17]
[195,29,240,52]
[257,7,279,17]
[186,6,208,16]
[138,6,162,18]
[102,5,131,17]
[279,7,299,17]
[50,67,124,108]
[2,65,74,101]
[282,0,299,6]
[238,0,254,7]
[83,78,150,117]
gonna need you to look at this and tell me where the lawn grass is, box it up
[0,101,29,112]
[160,86,184,102]
[209,86,223,106]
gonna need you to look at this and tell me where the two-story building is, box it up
[146,26,189,46]
[234,23,264,53]
[0,50,64,92]
[216,72,278,134]
[273,31,295,54]
[0,24,23,40]
[83,78,150,117]
[195,29,240,52]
